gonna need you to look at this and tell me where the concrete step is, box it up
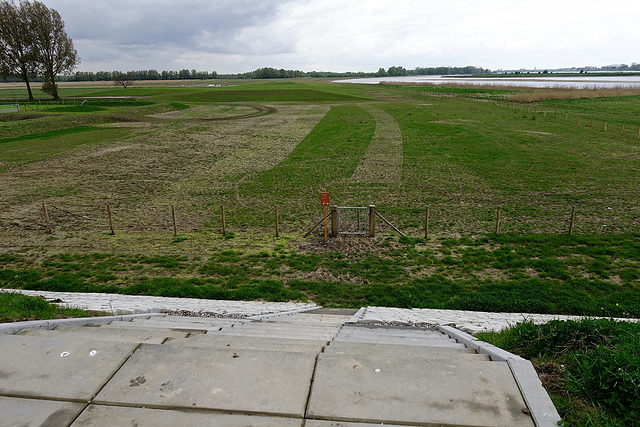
[164,334,326,353]
[71,405,303,426]
[261,313,353,325]
[307,352,534,426]
[332,334,464,347]
[93,344,318,418]
[0,334,138,401]
[16,326,188,344]
[211,330,337,341]
[324,341,490,361]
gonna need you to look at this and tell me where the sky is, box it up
[40,0,640,74]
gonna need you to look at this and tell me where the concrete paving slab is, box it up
[128,316,248,327]
[0,396,86,427]
[265,314,352,325]
[212,330,337,340]
[0,334,137,401]
[15,328,181,345]
[305,421,406,427]
[307,353,535,426]
[94,344,317,417]
[164,334,326,353]
[324,341,491,361]
[57,324,192,337]
[332,335,464,347]
[71,405,303,426]
[338,325,449,338]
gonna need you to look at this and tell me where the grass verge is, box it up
[477,319,640,426]
[0,291,103,323]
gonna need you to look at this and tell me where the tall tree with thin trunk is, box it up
[27,0,79,100]
[0,0,38,100]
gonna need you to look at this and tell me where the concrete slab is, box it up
[307,353,535,426]
[305,421,406,427]
[18,326,188,344]
[94,344,317,417]
[230,323,341,332]
[338,325,449,338]
[212,330,337,341]
[71,405,303,426]
[0,396,86,427]
[332,335,464,347]
[324,341,490,361]
[57,324,192,337]
[164,334,326,353]
[0,334,137,401]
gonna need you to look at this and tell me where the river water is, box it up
[334,75,640,89]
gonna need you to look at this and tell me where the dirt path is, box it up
[349,104,403,184]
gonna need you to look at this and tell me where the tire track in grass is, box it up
[350,104,403,184]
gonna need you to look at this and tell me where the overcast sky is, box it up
[41,0,640,74]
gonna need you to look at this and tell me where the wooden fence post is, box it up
[331,205,338,237]
[42,202,52,234]
[589,116,594,129]
[604,120,608,131]
[637,126,640,140]
[565,111,568,121]
[221,204,226,236]
[172,205,177,237]
[495,206,502,235]
[568,206,576,237]
[107,204,115,235]
[425,205,430,239]
[369,205,376,237]
[621,122,625,135]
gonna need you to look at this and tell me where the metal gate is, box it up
[337,207,369,235]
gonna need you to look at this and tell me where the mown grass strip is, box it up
[0,125,97,144]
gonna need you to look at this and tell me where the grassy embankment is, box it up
[0,291,100,323]
[0,79,639,314]
[478,319,640,426]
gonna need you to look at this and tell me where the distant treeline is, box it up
[0,66,489,83]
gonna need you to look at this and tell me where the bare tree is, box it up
[112,71,134,89]
[0,0,38,99]
[26,1,79,100]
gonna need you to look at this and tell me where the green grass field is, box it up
[2,79,640,426]
[0,79,639,316]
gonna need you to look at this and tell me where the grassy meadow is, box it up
[0,79,639,315]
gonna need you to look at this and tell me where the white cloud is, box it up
[40,0,640,73]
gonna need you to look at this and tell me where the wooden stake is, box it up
[221,204,226,236]
[42,202,52,234]
[107,204,114,235]
[637,126,640,140]
[621,122,625,135]
[576,113,580,124]
[554,109,557,119]
[323,205,328,242]
[604,120,608,131]
[172,205,177,237]
[590,116,594,128]
[565,111,568,121]
[275,206,279,238]
[369,205,376,237]
[568,206,576,237]
[495,206,502,235]
[331,205,338,237]
[425,205,430,239]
